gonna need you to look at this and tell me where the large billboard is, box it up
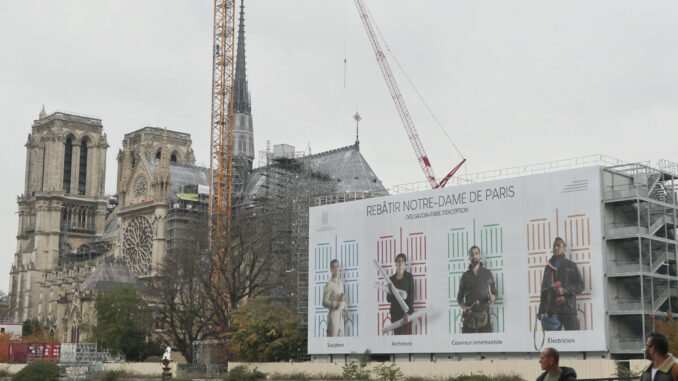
[308,166,605,354]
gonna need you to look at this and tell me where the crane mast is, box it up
[353,0,465,188]
[209,0,236,314]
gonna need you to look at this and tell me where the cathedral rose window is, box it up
[134,176,148,197]
[122,216,153,274]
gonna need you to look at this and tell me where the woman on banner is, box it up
[323,259,349,337]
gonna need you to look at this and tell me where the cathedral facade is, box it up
[8,110,210,342]
[7,0,388,344]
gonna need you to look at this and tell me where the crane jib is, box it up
[353,0,465,188]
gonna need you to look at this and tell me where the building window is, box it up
[63,138,73,193]
[122,216,153,274]
[170,153,177,163]
[78,138,89,195]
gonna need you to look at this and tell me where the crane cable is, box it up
[364,5,465,161]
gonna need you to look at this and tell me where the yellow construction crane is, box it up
[209,0,236,321]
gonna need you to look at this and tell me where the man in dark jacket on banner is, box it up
[640,333,678,381]
[538,237,585,331]
[457,246,498,333]
[536,348,577,381]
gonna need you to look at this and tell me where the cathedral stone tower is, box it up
[10,110,108,321]
[232,0,255,194]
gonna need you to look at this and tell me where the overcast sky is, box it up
[1,0,677,292]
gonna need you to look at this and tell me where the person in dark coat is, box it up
[640,333,678,381]
[536,348,577,381]
[386,253,414,335]
[538,237,585,331]
[457,245,498,333]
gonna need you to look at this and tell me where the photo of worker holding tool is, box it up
[456,245,498,333]
[374,253,415,335]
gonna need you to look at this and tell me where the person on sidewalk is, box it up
[536,348,577,381]
[640,333,678,381]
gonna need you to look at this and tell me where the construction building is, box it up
[243,139,388,317]
[309,155,676,361]
[603,160,678,358]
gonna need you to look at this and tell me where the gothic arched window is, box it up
[78,137,89,195]
[122,216,153,274]
[63,137,73,193]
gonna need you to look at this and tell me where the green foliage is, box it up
[0,368,11,377]
[97,370,126,381]
[223,365,266,381]
[267,372,346,380]
[342,350,372,380]
[373,363,404,381]
[12,360,59,381]
[446,374,525,381]
[21,319,42,337]
[92,285,159,361]
[616,361,643,378]
[227,297,304,362]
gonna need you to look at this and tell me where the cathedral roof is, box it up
[146,158,210,199]
[80,260,143,292]
[244,143,387,198]
[103,214,118,240]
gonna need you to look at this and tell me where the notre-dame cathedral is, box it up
[8,0,386,344]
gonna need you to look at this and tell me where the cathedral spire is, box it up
[353,111,361,149]
[39,105,46,119]
[233,0,251,114]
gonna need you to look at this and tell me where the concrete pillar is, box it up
[152,209,167,275]
[95,205,106,236]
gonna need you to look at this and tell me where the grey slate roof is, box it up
[80,260,143,292]
[146,158,210,198]
[245,143,387,198]
[103,214,118,240]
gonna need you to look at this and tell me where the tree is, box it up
[150,208,283,363]
[21,319,42,337]
[150,215,217,364]
[19,319,57,343]
[227,296,304,362]
[0,290,9,318]
[205,210,284,333]
[92,285,158,361]
[13,359,59,381]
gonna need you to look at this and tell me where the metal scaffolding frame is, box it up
[246,144,388,349]
[604,160,678,358]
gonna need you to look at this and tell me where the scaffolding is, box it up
[175,340,228,378]
[246,143,388,345]
[59,343,123,379]
[604,161,678,358]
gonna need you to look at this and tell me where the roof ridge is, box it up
[304,143,357,159]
